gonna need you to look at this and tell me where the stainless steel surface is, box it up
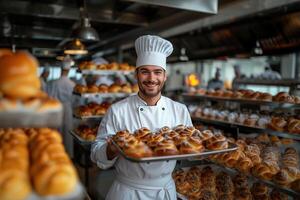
[122,0,217,13]
[111,140,238,163]
[0,110,63,128]
[73,114,104,120]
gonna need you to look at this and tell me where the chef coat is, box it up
[47,76,75,157]
[91,94,192,200]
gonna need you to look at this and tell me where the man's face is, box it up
[136,65,167,97]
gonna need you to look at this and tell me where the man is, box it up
[47,55,75,157]
[40,67,50,92]
[232,65,246,90]
[91,35,192,200]
[207,67,224,90]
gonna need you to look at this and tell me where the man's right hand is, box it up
[106,138,119,160]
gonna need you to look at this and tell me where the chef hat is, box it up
[62,55,75,70]
[135,35,173,70]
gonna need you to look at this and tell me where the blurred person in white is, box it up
[232,64,246,90]
[91,35,192,200]
[207,67,224,90]
[40,67,50,92]
[259,65,282,80]
[47,55,76,158]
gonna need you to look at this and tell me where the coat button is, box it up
[140,108,144,111]
[162,107,165,111]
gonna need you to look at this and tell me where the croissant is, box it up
[154,140,179,156]
[251,163,274,180]
[269,189,288,200]
[287,119,300,134]
[179,137,204,154]
[123,139,153,158]
[251,182,269,197]
[272,168,297,186]
[235,155,253,174]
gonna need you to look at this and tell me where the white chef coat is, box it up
[47,76,75,157]
[91,94,192,200]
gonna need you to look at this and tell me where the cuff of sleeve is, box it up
[93,142,118,169]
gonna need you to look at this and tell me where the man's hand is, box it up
[106,138,119,160]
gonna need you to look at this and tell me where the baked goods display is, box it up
[173,166,290,200]
[209,134,300,196]
[74,102,111,117]
[78,61,135,71]
[75,125,97,141]
[188,88,300,104]
[0,49,62,127]
[74,83,138,94]
[192,105,300,135]
[111,125,232,159]
[0,128,79,199]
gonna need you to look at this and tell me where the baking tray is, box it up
[111,140,238,163]
[73,92,130,98]
[0,109,63,128]
[73,114,104,120]
[26,182,85,200]
[69,130,95,146]
[77,69,134,75]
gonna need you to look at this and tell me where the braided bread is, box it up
[235,155,253,174]
[179,137,204,154]
[270,189,288,200]
[287,118,300,134]
[251,163,274,180]
[273,92,294,103]
[147,134,164,149]
[216,171,234,194]
[251,182,269,198]
[205,133,228,150]
[123,139,153,158]
[154,140,179,156]
[134,127,151,142]
[268,117,287,131]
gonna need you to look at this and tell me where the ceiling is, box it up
[1,0,300,66]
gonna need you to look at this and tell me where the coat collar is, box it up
[135,94,165,107]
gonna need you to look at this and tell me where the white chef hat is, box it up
[135,35,173,70]
[62,55,75,70]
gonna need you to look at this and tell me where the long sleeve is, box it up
[90,107,119,169]
[183,105,193,127]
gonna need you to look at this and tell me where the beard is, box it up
[138,80,164,97]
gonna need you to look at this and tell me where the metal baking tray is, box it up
[69,130,94,146]
[111,140,238,163]
[73,92,130,98]
[77,69,134,75]
[73,114,104,120]
[0,110,63,128]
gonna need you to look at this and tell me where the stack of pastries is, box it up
[111,125,229,158]
[79,61,135,71]
[210,133,300,193]
[191,88,300,104]
[75,125,97,141]
[268,116,300,134]
[173,166,289,200]
[74,83,139,94]
[74,102,111,117]
[0,128,78,199]
[0,49,61,113]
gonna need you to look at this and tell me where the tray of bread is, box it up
[0,50,63,128]
[174,165,293,200]
[110,125,238,162]
[77,61,135,74]
[0,128,85,200]
[70,128,96,145]
[208,133,300,198]
[73,102,111,119]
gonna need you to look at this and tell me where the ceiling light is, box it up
[64,39,88,55]
[72,0,99,42]
[253,41,263,55]
[179,48,189,61]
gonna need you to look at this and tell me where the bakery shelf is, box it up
[111,139,238,163]
[70,130,94,147]
[73,114,104,120]
[73,92,131,98]
[191,116,300,140]
[77,69,134,75]
[234,78,300,87]
[212,163,300,199]
[182,93,300,107]
[0,109,63,128]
